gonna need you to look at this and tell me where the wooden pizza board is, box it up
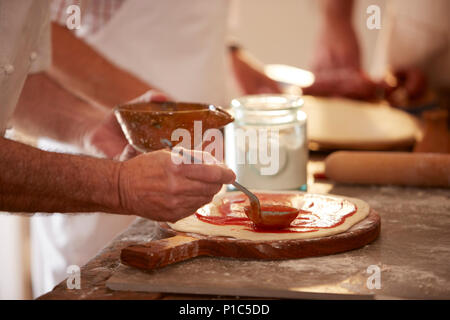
[120,210,380,271]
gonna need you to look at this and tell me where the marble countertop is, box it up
[39,157,450,299]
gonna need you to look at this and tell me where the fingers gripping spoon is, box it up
[160,139,299,229]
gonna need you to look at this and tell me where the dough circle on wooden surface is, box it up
[168,191,370,241]
[302,96,419,150]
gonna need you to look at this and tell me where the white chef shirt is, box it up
[0,0,52,135]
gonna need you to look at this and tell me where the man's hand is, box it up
[117,149,236,222]
[305,0,378,100]
[312,20,361,72]
[383,68,428,107]
[303,68,378,100]
[230,48,282,95]
[83,90,168,159]
[82,111,128,159]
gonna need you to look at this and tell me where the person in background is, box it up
[304,0,449,109]
[0,0,236,297]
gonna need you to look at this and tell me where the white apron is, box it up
[31,0,230,297]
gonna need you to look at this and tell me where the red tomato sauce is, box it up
[195,193,357,233]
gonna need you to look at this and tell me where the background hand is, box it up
[303,68,378,100]
[312,20,361,72]
[305,19,378,100]
[383,67,428,107]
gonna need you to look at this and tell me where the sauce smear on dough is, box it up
[195,193,357,233]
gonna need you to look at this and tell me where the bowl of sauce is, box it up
[115,101,233,152]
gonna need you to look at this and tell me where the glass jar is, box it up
[225,94,308,191]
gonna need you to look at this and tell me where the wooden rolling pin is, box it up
[325,151,450,187]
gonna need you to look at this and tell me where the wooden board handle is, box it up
[121,235,205,270]
[121,211,381,271]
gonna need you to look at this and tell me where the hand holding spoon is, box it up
[160,139,299,229]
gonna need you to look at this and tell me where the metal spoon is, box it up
[231,180,263,225]
[248,204,299,229]
[160,139,298,229]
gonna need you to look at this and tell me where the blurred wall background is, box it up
[0,0,385,299]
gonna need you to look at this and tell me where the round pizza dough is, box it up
[302,96,419,150]
[168,191,370,241]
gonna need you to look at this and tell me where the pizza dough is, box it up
[168,191,370,241]
[302,96,419,150]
